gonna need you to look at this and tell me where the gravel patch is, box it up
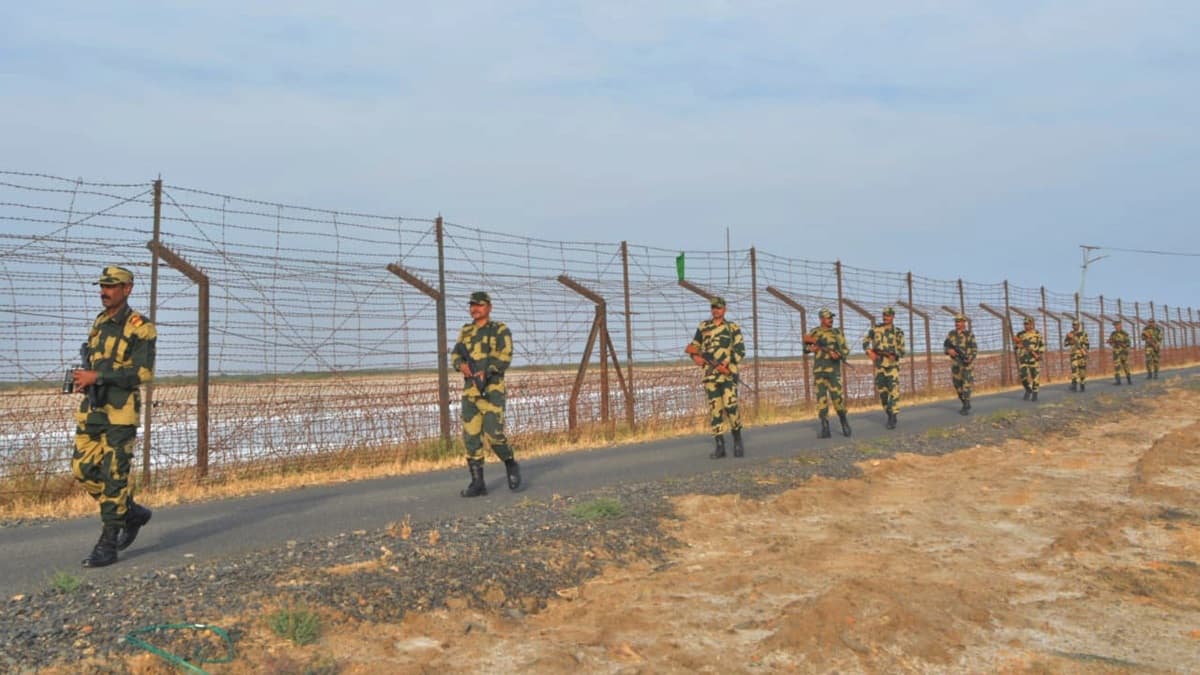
[0,382,1172,672]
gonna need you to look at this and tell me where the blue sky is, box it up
[3,1,1198,306]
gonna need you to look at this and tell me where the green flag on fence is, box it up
[675,252,685,281]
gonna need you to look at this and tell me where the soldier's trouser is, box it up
[1145,349,1160,374]
[462,390,514,462]
[704,378,741,435]
[1070,353,1087,385]
[813,373,846,419]
[1113,353,1130,378]
[873,365,900,413]
[1018,362,1040,392]
[72,424,136,527]
[951,363,973,398]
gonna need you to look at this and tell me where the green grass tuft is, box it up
[570,497,624,521]
[268,604,321,646]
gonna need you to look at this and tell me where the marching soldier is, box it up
[1064,320,1090,392]
[69,266,156,568]
[1107,320,1132,385]
[803,308,851,438]
[943,314,977,415]
[452,291,520,497]
[862,306,906,429]
[686,296,746,459]
[1141,317,1164,379]
[1013,317,1045,401]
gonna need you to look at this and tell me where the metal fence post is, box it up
[142,178,162,487]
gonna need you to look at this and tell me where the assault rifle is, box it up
[947,345,971,365]
[452,343,489,394]
[63,342,105,409]
[870,348,899,367]
[685,343,740,384]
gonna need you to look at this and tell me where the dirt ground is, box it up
[124,387,1200,674]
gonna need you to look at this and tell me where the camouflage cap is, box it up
[469,291,491,305]
[1071,320,1080,328]
[710,296,726,308]
[954,313,968,322]
[818,308,835,319]
[1024,316,1035,325]
[93,265,134,286]
[882,306,896,316]
[1147,317,1156,323]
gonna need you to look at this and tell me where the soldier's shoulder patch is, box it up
[129,313,144,327]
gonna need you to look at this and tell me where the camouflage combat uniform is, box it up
[1064,323,1090,391]
[1108,325,1132,384]
[74,301,156,527]
[943,317,977,413]
[689,310,745,439]
[804,309,851,438]
[71,265,156,568]
[1013,321,1045,399]
[1141,321,1164,378]
[452,317,515,463]
[862,308,906,428]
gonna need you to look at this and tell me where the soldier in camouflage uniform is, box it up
[1141,317,1164,379]
[1013,317,1045,401]
[943,314,977,415]
[803,308,851,438]
[69,266,156,568]
[1107,320,1132,385]
[451,291,520,497]
[862,306,906,429]
[1064,320,1090,392]
[686,296,746,458]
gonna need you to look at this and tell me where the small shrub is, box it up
[570,497,623,521]
[49,570,82,594]
[269,604,321,646]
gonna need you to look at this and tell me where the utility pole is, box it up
[1077,245,1108,322]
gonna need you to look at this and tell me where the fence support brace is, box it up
[146,240,209,479]
[766,286,812,404]
[559,275,633,437]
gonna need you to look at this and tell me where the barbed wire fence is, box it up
[2,171,1198,502]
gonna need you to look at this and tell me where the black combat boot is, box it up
[1114,374,1121,385]
[818,417,831,439]
[838,411,852,437]
[886,411,897,430]
[1126,373,1132,384]
[81,524,120,568]
[117,499,152,551]
[1080,382,1085,392]
[1069,381,1077,392]
[1023,386,1031,401]
[710,434,727,459]
[503,458,521,491]
[1031,390,1038,402]
[731,429,745,457]
[1146,371,1152,380]
[460,459,487,497]
[959,395,969,415]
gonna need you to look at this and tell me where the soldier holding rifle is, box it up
[803,308,851,438]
